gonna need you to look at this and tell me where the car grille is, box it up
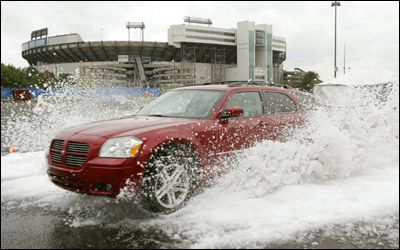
[50,139,90,167]
[67,141,89,154]
[51,139,64,151]
[65,155,87,167]
[50,140,64,164]
[51,151,62,164]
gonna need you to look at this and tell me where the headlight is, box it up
[99,136,143,158]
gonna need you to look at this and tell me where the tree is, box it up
[280,70,321,92]
[1,64,60,89]
[299,71,321,92]
[30,70,57,88]
[1,64,29,88]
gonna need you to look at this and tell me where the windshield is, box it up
[135,89,225,118]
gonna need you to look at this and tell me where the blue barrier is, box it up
[27,87,47,97]
[1,88,12,99]
[0,87,161,99]
[94,87,161,96]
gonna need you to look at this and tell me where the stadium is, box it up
[22,17,287,86]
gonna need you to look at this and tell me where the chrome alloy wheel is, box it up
[154,164,190,209]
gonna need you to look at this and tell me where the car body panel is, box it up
[47,84,310,197]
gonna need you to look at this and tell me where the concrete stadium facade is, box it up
[22,20,286,86]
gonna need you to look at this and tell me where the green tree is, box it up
[34,70,57,88]
[1,64,29,88]
[299,71,321,92]
[1,64,62,89]
[280,70,321,92]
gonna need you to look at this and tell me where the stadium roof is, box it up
[22,40,239,66]
[22,41,181,65]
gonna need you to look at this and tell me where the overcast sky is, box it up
[1,1,399,75]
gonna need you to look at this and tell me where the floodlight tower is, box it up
[126,22,145,44]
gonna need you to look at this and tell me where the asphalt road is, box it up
[1,201,398,249]
[1,199,179,249]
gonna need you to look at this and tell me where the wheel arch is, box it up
[141,136,206,168]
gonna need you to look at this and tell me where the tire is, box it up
[140,143,200,213]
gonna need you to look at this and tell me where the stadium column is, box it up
[236,21,256,81]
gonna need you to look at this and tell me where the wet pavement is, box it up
[1,202,398,249]
[1,199,180,249]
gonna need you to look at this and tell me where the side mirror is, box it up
[220,106,244,119]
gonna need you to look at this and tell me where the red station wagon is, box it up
[47,82,314,212]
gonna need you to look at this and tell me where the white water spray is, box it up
[1,73,398,248]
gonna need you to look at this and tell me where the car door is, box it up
[260,91,301,141]
[210,91,265,153]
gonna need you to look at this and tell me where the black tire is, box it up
[140,143,201,213]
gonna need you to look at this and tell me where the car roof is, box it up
[176,84,295,93]
[288,88,314,96]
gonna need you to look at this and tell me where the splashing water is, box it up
[1,74,399,248]
[137,78,399,248]
[1,83,154,153]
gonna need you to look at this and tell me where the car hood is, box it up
[61,116,196,138]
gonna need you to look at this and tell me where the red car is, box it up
[47,82,312,212]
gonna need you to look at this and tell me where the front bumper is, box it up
[46,133,146,197]
[49,156,144,196]
[47,156,143,197]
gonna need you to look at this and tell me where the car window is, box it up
[291,91,316,110]
[225,92,263,117]
[263,92,298,115]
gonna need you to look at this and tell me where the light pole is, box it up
[331,1,341,78]
[53,52,58,77]
[172,60,176,82]
[343,42,346,75]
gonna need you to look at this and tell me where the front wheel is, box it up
[140,143,200,213]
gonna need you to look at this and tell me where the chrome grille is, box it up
[65,155,87,167]
[51,139,64,151]
[67,141,90,154]
[49,140,90,167]
[50,140,64,164]
[51,151,62,164]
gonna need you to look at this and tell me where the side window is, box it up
[263,92,298,115]
[225,92,263,117]
[294,93,316,110]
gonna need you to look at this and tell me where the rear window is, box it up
[292,92,316,110]
[263,92,298,115]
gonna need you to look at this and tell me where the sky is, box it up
[1,1,399,76]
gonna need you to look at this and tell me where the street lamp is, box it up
[53,52,58,77]
[331,1,341,78]
[343,42,346,75]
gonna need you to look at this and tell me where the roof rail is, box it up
[265,82,292,89]
[201,80,242,85]
[201,80,292,89]
[183,80,292,89]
